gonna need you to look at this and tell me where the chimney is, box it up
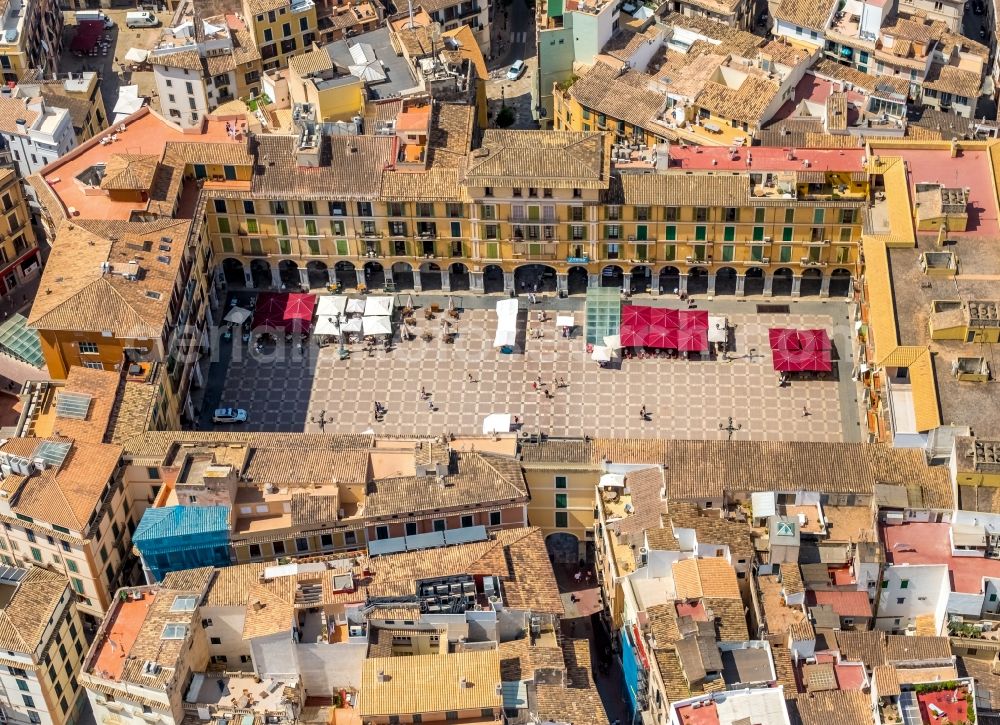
[14,118,26,134]
[459,677,468,688]
[376,670,386,683]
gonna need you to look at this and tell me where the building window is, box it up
[555,512,568,528]
[461,515,474,528]
[295,537,309,552]
[555,476,567,489]
[272,541,285,555]
[489,511,501,526]
[320,533,333,548]
[433,519,446,532]
[22,695,34,709]
[210,637,222,645]
[405,522,418,536]
[375,525,389,540]
[555,494,568,508]
[344,531,357,545]
[249,544,261,558]
[79,341,98,354]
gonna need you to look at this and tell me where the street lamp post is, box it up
[720,417,742,440]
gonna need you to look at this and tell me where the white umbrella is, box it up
[482,413,512,435]
[591,346,612,362]
[604,334,622,349]
[224,306,252,324]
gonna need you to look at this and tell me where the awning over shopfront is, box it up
[768,328,832,372]
[251,292,317,332]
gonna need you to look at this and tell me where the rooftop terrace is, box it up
[883,521,1000,594]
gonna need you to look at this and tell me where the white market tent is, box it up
[364,296,395,317]
[362,316,393,336]
[223,306,252,324]
[709,315,728,343]
[599,473,626,488]
[314,316,340,336]
[123,47,149,63]
[482,413,512,435]
[346,298,366,315]
[112,85,144,123]
[604,334,622,349]
[494,299,519,348]
[591,346,612,362]
[556,314,574,328]
[317,295,348,318]
[341,317,363,333]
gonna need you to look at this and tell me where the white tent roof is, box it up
[599,473,626,488]
[123,47,148,63]
[317,295,348,318]
[709,315,728,343]
[634,5,654,18]
[346,298,366,315]
[363,316,393,336]
[113,85,144,118]
[341,317,363,332]
[348,42,387,82]
[223,306,251,324]
[482,413,512,434]
[591,346,612,362]
[556,314,574,327]
[604,334,622,349]
[314,316,340,336]
[364,296,394,317]
[494,299,519,347]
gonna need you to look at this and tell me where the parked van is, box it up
[75,9,114,28]
[125,11,158,28]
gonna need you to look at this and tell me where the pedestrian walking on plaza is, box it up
[802,405,811,417]
[467,372,476,383]
[639,405,647,421]
[420,385,427,399]
[532,381,537,391]
[427,399,435,411]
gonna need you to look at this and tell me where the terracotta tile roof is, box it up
[923,64,982,99]
[704,597,749,641]
[100,154,160,191]
[646,526,681,550]
[106,379,158,445]
[497,636,566,680]
[53,367,119,444]
[567,61,666,132]
[252,134,393,199]
[244,447,369,485]
[0,568,69,654]
[151,50,204,71]
[289,492,339,526]
[246,0,290,16]
[364,451,527,519]
[874,664,901,696]
[520,439,592,463]
[667,502,753,562]
[360,650,501,716]
[28,218,193,337]
[673,558,742,600]
[663,13,766,58]
[886,635,952,663]
[381,168,465,201]
[205,53,236,76]
[794,690,873,725]
[242,584,295,639]
[621,174,750,207]
[164,140,254,166]
[0,97,39,136]
[365,604,422,621]
[835,631,887,668]
[1,437,123,532]
[40,90,93,131]
[655,648,700,702]
[782,564,805,595]
[608,467,666,537]
[772,646,799,698]
[464,131,610,190]
[696,74,781,126]
[288,47,334,76]
[771,0,836,31]
[534,639,609,725]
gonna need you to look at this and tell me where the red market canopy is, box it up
[72,20,104,52]
[252,292,317,332]
[618,306,708,351]
[769,327,832,372]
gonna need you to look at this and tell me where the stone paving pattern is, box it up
[212,296,862,442]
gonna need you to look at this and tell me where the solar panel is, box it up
[55,392,92,420]
[0,566,27,584]
[33,440,72,468]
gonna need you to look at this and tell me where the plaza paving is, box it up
[204,296,862,441]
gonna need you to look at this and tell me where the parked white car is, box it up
[506,59,526,80]
[213,408,247,424]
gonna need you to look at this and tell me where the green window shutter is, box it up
[723,226,735,242]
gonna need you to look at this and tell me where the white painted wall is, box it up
[876,564,949,632]
[154,63,210,129]
[296,641,366,693]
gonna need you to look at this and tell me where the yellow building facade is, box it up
[243,0,318,73]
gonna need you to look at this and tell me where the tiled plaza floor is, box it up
[211,299,861,441]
